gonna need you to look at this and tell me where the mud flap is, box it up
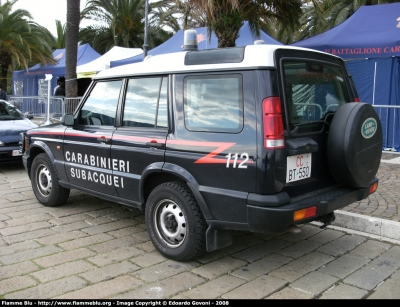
[205,225,233,252]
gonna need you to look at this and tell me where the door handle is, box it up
[146,141,165,149]
[97,136,111,144]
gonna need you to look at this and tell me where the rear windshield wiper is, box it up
[292,120,330,128]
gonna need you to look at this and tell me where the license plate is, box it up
[286,154,312,183]
[12,150,22,156]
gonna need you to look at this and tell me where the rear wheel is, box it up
[31,153,70,206]
[145,182,207,261]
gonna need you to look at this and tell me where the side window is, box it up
[78,80,122,126]
[184,74,243,133]
[123,77,168,128]
[283,60,351,125]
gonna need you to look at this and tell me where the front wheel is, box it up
[145,182,207,261]
[31,153,70,207]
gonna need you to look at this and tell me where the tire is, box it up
[31,153,70,206]
[145,182,207,261]
[327,102,382,188]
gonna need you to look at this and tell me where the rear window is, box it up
[0,101,23,120]
[282,60,351,128]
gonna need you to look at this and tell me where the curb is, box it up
[327,210,400,242]
[381,157,400,164]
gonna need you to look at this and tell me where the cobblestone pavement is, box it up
[1,157,400,300]
[341,152,400,222]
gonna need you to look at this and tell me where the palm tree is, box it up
[55,20,66,49]
[0,1,55,91]
[184,0,303,47]
[297,0,400,42]
[79,0,173,55]
[65,0,80,97]
[152,0,207,30]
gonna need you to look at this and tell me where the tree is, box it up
[152,0,207,30]
[0,0,55,92]
[297,0,400,42]
[184,0,303,47]
[55,20,66,49]
[65,0,80,98]
[79,0,173,55]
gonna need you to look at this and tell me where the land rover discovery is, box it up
[21,43,382,261]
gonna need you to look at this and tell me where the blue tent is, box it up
[13,43,101,97]
[292,3,400,151]
[111,21,282,67]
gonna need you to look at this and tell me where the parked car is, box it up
[21,41,382,261]
[0,100,37,163]
[24,111,34,119]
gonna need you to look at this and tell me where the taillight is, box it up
[294,206,317,221]
[262,97,284,149]
[369,181,378,194]
[354,97,360,102]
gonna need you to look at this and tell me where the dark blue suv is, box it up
[21,45,382,261]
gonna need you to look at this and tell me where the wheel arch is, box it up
[30,152,70,207]
[27,141,54,179]
[140,162,213,220]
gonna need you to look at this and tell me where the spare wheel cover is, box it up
[327,102,382,188]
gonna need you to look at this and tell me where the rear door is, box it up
[275,51,357,197]
[111,76,168,203]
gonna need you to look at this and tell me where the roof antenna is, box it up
[183,29,198,51]
[254,40,265,45]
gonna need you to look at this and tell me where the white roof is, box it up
[77,46,143,76]
[95,44,333,80]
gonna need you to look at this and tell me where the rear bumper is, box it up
[247,178,377,234]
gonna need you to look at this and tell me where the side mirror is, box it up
[61,114,75,126]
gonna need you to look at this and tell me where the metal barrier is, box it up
[294,103,324,120]
[7,96,399,151]
[373,105,400,152]
[9,96,82,123]
[64,97,82,114]
[293,103,399,152]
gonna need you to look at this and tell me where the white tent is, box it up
[77,46,143,78]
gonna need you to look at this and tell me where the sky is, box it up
[12,0,91,36]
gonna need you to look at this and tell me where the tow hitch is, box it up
[318,213,336,229]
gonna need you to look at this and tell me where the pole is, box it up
[372,62,377,105]
[143,0,149,58]
[44,74,53,125]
